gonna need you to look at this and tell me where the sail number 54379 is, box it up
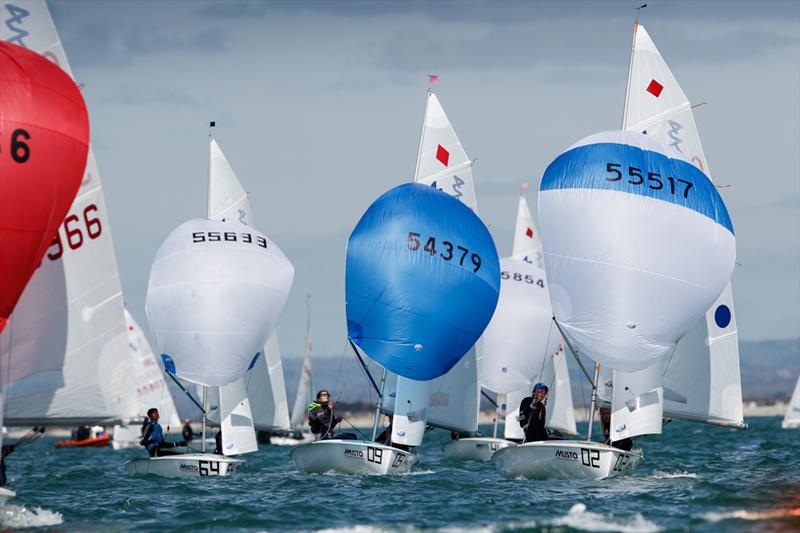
[406,232,481,272]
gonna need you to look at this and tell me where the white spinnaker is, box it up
[145,219,294,387]
[247,333,290,431]
[124,310,181,429]
[783,376,800,429]
[290,296,314,428]
[207,136,291,431]
[481,258,552,395]
[0,0,138,425]
[624,23,744,428]
[390,92,482,441]
[511,195,544,268]
[538,131,735,373]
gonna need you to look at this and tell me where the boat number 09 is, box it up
[47,203,103,261]
[580,448,600,469]
[198,460,221,476]
[612,454,630,472]
[366,447,383,464]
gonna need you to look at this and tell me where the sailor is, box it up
[307,389,342,440]
[599,406,633,451]
[140,408,185,457]
[519,383,549,442]
[182,420,194,443]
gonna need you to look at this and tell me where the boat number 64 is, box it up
[198,460,221,476]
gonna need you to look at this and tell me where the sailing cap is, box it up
[316,389,330,400]
[532,383,549,393]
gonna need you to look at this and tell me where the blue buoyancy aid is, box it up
[142,420,165,454]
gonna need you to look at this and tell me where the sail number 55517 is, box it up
[406,232,481,272]
[605,162,693,199]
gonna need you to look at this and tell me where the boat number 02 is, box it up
[366,447,383,464]
[198,460,221,476]
[612,454,631,472]
[580,448,600,469]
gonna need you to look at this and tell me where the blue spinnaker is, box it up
[346,183,500,380]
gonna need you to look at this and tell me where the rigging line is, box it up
[163,370,205,413]
[340,417,370,441]
[538,320,555,382]
[348,338,382,397]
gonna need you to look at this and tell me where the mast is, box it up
[201,386,208,453]
[586,363,601,441]
[412,90,431,181]
[492,393,501,439]
[371,368,388,441]
[207,121,215,219]
[621,4,646,128]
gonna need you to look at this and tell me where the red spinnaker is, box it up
[0,41,89,331]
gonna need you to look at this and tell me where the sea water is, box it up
[2,416,798,531]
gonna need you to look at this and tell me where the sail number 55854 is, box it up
[406,232,482,272]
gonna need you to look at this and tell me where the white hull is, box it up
[0,486,16,503]
[123,453,242,478]
[782,420,800,429]
[290,440,418,475]
[270,433,314,446]
[492,440,643,480]
[442,437,516,461]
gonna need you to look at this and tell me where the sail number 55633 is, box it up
[406,232,482,272]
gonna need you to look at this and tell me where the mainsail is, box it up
[1,0,138,425]
[290,295,314,428]
[783,376,800,430]
[622,23,745,429]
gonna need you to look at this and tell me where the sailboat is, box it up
[1,25,90,500]
[1,0,176,454]
[201,134,292,450]
[291,94,500,474]
[443,194,576,461]
[125,140,294,478]
[377,92,486,455]
[783,376,800,429]
[494,126,735,479]
[270,294,315,446]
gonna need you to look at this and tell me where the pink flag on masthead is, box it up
[428,74,439,84]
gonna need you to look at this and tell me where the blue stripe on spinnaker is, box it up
[541,143,733,234]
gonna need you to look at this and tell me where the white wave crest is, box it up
[700,508,800,523]
[650,470,698,479]
[548,503,662,533]
[0,504,64,528]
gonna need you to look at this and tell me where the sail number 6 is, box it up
[0,129,31,163]
[406,232,481,272]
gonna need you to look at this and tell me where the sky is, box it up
[31,0,800,357]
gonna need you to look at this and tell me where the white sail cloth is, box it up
[481,258,552,394]
[511,195,544,268]
[247,332,291,431]
[146,218,293,387]
[623,23,744,428]
[538,130,735,372]
[783,376,800,429]
[0,0,138,425]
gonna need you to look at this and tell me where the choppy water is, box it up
[2,416,798,532]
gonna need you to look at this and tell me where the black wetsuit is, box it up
[519,397,548,442]
[307,402,342,440]
[0,444,15,487]
[182,424,194,443]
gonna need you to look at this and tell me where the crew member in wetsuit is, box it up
[140,408,185,457]
[307,389,342,440]
[519,383,549,442]
[599,407,633,451]
[182,420,194,443]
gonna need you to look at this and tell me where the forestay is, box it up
[346,183,499,381]
[146,219,293,387]
[624,23,744,428]
[538,130,735,373]
[1,0,138,425]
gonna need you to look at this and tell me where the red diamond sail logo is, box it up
[436,144,450,166]
[647,79,664,97]
[525,227,534,238]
